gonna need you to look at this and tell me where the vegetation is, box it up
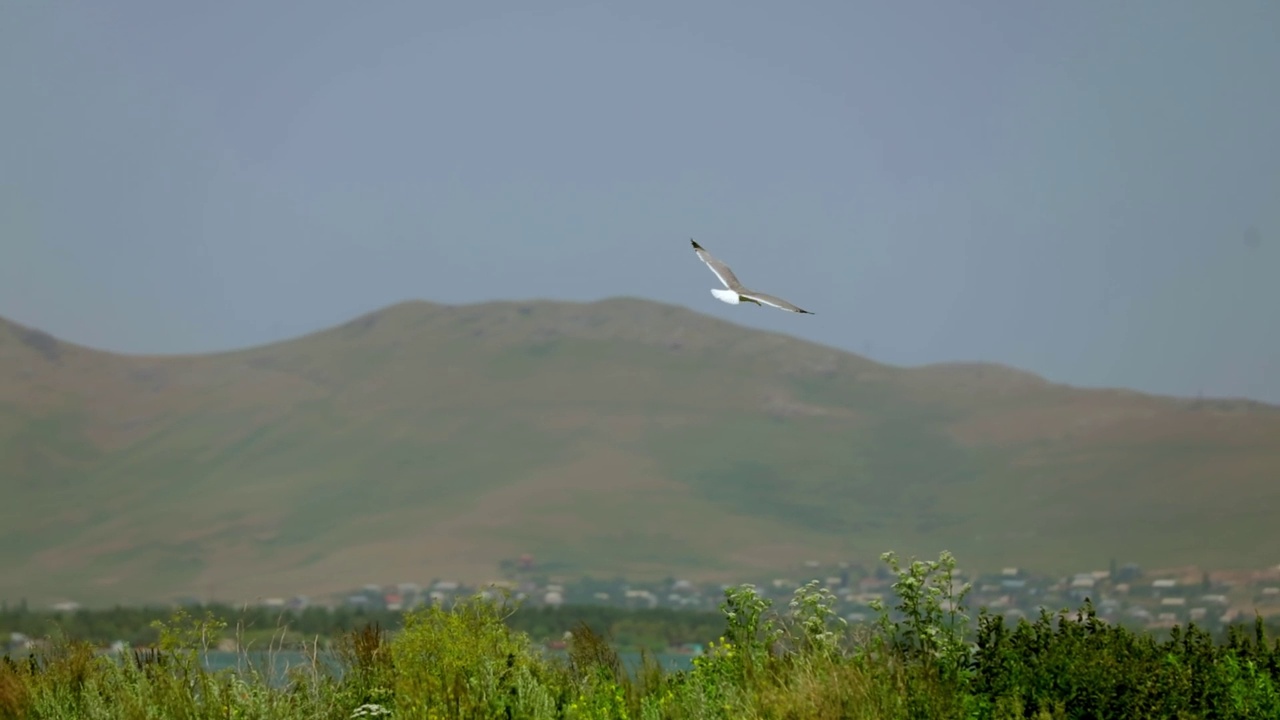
[4,551,1280,719]
[5,299,1280,605]
[0,603,725,653]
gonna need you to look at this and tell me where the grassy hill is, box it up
[3,297,1279,606]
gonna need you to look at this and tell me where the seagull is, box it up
[689,239,814,314]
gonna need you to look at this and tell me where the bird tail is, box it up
[710,288,740,305]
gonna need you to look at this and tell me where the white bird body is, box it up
[710,287,742,305]
[689,239,814,314]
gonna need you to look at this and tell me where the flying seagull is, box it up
[689,239,814,314]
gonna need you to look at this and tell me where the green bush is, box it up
[4,551,1280,719]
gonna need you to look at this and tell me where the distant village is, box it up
[329,556,1280,632]
[40,554,1278,636]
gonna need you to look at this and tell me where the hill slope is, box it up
[3,298,1279,605]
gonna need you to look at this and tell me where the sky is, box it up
[3,0,1278,403]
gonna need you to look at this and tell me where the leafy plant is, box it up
[4,551,1280,719]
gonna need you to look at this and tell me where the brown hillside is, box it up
[1,298,1278,606]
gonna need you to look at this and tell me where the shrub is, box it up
[5,551,1280,719]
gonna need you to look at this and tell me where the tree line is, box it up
[4,597,1277,654]
[0,601,725,651]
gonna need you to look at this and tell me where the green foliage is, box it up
[4,552,1280,719]
[870,551,973,677]
[786,579,848,659]
[969,603,1280,719]
[0,602,727,653]
[390,592,560,719]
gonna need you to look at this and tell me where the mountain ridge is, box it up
[7,299,1274,408]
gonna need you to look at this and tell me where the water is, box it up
[200,649,697,686]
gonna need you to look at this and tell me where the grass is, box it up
[4,297,1280,604]
[4,551,1280,719]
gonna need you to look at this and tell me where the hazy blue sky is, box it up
[3,1,1277,402]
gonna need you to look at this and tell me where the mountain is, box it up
[2,298,1279,606]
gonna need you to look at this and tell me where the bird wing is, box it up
[690,239,744,291]
[739,290,813,314]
